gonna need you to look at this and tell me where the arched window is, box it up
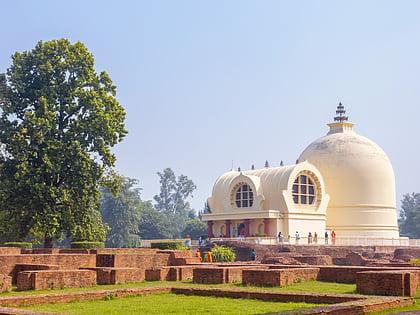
[292,174,316,205]
[234,184,254,208]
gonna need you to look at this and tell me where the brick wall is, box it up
[17,270,96,291]
[0,254,96,282]
[357,270,420,296]
[0,274,12,293]
[97,253,171,268]
[291,255,332,265]
[91,248,159,254]
[145,266,195,281]
[0,247,21,255]
[14,264,60,280]
[193,266,267,284]
[242,268,319,286]
[22,249,60,255]
[316,266,420,283]
[83,268,145,285]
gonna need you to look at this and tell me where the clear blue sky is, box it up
[2,1,419,212]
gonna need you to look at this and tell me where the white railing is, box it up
[141,237,420,247]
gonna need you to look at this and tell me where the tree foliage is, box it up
[399,193,420,238]
[153,168,197,238]
[138,200,173,239]
[211,245,236,262]
[0,39,126,246]
[154,168,196,214]
[100,176,141,248]
[182,218,207,240]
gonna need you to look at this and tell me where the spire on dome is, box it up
[334,102,348,122]
[327,102,354,135]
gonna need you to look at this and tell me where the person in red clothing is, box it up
[331,231,337,245]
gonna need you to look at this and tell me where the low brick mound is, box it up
[292,255,332,265]
[17,270,96,291]
[261,256,304,265]
[357,270,420,296]
[82,267,145,285]
[346,252,368,266]
[242,268,319,286]
[395,248,420,260]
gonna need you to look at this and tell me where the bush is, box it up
[256,233,267,237]
[151,241,187,250]
[4,242,32,249]
[211,244,236,262]
[410,259,420,265]
[71,241,105,249]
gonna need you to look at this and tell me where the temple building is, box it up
[202,103,400,239]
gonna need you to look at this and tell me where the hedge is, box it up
[151,241,186,250]
[71,241,105,249]
[4,242,32,249]
[256,233,267,237]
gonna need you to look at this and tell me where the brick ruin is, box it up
[0,243,418,313]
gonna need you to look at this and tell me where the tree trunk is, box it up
[44,237,54,248]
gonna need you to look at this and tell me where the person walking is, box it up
[331,231,336,245]
[278,231,283,244]
[295,231,300,244]
[251,249,256,261]
[325,231,329,244]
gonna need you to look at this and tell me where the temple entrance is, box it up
[238,223,245,236]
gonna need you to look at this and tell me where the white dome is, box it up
[298,121,399,238]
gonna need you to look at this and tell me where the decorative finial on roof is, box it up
[334,102,348,122]
[280,160,284,166]
[251,164,255,170]
[265,160,269,168]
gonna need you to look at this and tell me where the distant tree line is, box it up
[100,168,208,248]
[399,193,420,238]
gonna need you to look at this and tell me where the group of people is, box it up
[277,231,337,244]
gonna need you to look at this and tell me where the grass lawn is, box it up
[8,280,354,315]
[19,292,327,315]
[0,279,357,297]
[11,280,419,314]
[367,296,420,314]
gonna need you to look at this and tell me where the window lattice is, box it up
[292,174,316,205]
[234,184,254,208]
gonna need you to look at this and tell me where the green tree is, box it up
[399,193,420,238]
[153,168,196,238]
[0,39,127,247]
[100,176,141,248]
[138,200,173,239]
[182,218,207,240]
[198,201,211,220]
